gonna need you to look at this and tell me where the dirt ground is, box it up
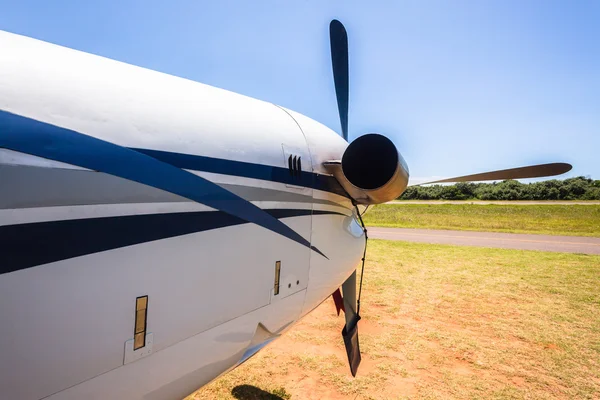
[188,241,600,399]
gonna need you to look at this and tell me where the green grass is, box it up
[190,241,600,399]
[363,204,600,237]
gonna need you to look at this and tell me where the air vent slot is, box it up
[287,154,302,178]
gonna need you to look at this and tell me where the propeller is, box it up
[330,19,349,141]
[325,19,573,378]
[417,162,573,185]
[328,19,363,377]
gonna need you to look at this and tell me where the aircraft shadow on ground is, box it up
[231,384,286,400]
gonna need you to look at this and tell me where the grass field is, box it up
[363,204,600,237]
[188,241,600,399]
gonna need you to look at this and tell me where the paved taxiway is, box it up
[368,227,600,255]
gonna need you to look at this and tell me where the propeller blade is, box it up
[341,270,361,376]
[420,162,572,185]
[329,19,349,141]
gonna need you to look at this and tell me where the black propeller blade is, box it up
[419,162,572,185]
[329,19,349,141]
[341,270,361,377]
[329,19,365,377]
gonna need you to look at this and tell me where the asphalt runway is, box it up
[368,227,600,255]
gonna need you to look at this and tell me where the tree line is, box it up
[400,177,600,200]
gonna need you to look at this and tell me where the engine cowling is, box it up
[324,134,409,205]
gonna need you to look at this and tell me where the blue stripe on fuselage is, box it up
[131,148,348,197]
[0,110,328,257]
[0,209,343,275]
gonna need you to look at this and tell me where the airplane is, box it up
[0,19,572,400]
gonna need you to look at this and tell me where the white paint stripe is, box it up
[0,148,88,170]
[0,202,215,226]
[0,201,326,226]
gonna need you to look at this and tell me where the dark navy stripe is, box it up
[132,148,348,198]
[0,110,326,257]
[0,209,344,275]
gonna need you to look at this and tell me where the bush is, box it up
[400,176,597,201]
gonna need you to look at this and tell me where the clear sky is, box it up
[1,0,598,183]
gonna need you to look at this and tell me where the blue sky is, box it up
[1,0,598,182]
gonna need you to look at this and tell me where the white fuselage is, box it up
[0,31,365,399]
